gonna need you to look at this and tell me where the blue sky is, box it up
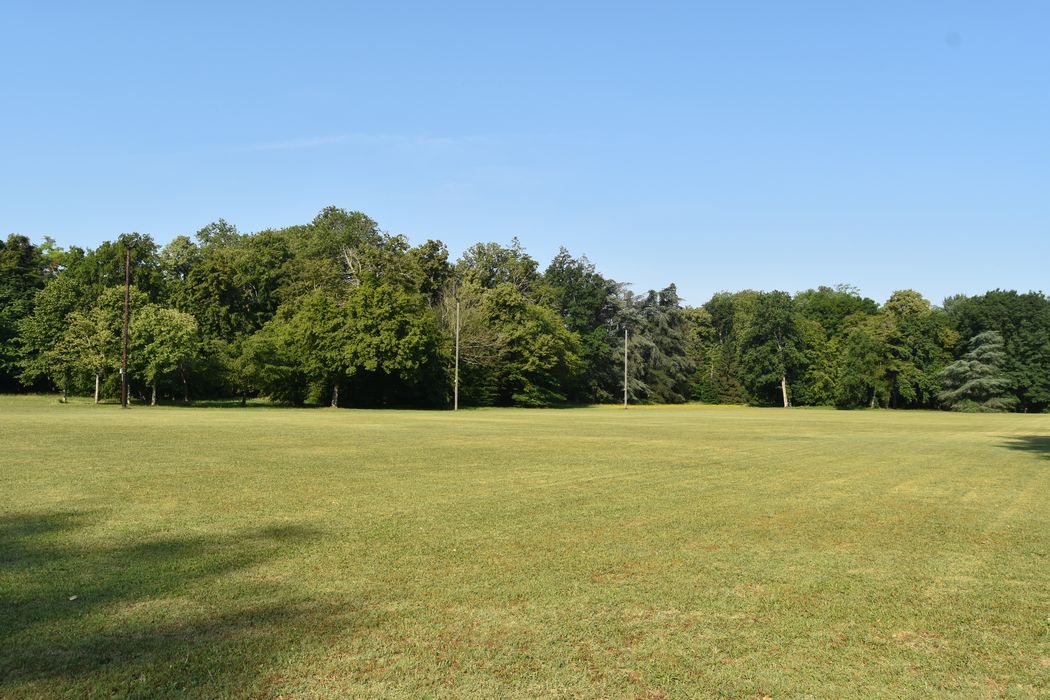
[1,1,1047,306]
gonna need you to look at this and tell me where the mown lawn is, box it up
[1,395,1048,698]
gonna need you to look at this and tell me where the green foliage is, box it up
[56,308,120,392]
[59,233,164,303]
[130,305,199,400]
[0,235,47,390]
[540,249,621,402]
[946,290,1050,412]
[835,315,888,408]
[794,285,878,337]
[243,282,439,407]
[792,285,879,407]
[409,239,453,305]
[6,208,1049,411]
[937,331,1017,412]
[879,290,957,408]
[694,291,758,404]
[17,275,95,389]
[243,291,348,406]
[462,282,580,407]
[457,239,538,294]
[343,282,439,404]
[740,291,803,406]
[627,285,694,404]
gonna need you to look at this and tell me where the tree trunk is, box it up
[94,374,100,404]
[869,388,876,409]
[240,392,247,407]
[182,371,189,403]
[781,375,789,407]
[331,383,339,408]
[151,384,157,406]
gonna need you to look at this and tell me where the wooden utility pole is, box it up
[120,247,130,408]
[623,327,628,409]
[454,299,460,411]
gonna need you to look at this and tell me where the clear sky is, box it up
[2,1,1047,306]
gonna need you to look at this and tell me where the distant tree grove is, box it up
[2,207,1048,412]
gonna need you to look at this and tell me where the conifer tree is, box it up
[937,331,1017,412]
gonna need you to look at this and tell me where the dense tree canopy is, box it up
[3,208,1048,411]
[0,235,48,391]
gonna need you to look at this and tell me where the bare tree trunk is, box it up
[781,375,789,407]
[182,371,189,403]
[151,384,157,406]
[240,393,247,407]
[869,389,876,409]
[331,383,339,408]
[94,374,100,404]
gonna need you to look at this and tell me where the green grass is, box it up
[2,395,1048,698]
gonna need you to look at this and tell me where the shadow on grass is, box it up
[151,400,606,410]
[142,398,294,409]
[0,511,371,698]
[998,435,1050,461]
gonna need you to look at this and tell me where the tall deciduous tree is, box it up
[540,249,621,402]
[343,281,438,406]
[60,308,119,403]
[479,282,579,406]
[879,290,957,408]
[835,314,889,408]
[741,291,802,406]
[17,274,85,391]
[0,235,47,391]
[130,305,199,405]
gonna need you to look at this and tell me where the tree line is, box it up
[2,207,1047,412]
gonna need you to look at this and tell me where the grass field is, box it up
[1,395,1048,698]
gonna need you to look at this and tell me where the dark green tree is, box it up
[879,290,957,408]
[695,291,758,404]
[630,285,693,404]
[937,331,1017,412]
[0,235,47,390]
[741,291,802,406]
[540,249,621,402]
[835,314,889,408]
[457,239,538,295]
[17,274,88,390]
[792,285,878,406]
[946,291,1050,412]
[130,305,200,405]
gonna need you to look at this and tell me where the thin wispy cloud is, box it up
[236,133,486,153]
[116,133,493,165]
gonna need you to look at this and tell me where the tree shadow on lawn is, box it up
[998,435,1050,461]
[141,398,294,409]
[0,511,374,698]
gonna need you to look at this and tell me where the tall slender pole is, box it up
[623,327,628,409]
[121,247,130,408]
[454,299,460,411]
